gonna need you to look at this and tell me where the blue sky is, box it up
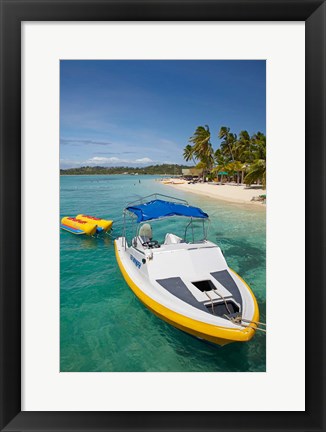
[60,60,265,168]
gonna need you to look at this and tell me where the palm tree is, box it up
[235,130,252,163]
[194,161,206,179]
[244,159,266,189]
[189,125,212,158]
[213,150,230,185]
[226,160,243,185]
[241,163,249,184]
[183,144,196,165]
[243,131,266,188]
[251,132,266,160]
[189,125,214,181]
[218,126,237,161]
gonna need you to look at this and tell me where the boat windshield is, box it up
[139,217,209,244]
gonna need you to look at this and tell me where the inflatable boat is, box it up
[61,215,113,236]
[76,214,113,233]
[61,217,98,236]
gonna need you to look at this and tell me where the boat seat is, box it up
[164,233,183,245]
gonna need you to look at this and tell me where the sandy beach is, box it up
[162,181,266,207]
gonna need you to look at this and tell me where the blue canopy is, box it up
[126,199,209,223]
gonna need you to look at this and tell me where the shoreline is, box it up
[162,182,266,209]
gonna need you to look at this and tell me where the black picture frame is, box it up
[0,1,325,431]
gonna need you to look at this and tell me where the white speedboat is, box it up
[115,194,260,346]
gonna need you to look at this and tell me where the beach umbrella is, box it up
[217,171,228,185]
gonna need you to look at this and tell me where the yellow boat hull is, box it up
[114,240,259,346]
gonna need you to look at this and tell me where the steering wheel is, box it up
[142,240,159,248]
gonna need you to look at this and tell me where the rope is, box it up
[223,314,267,333]
[211,288,232,315]
[240,317,266,327]
[242,324,266,333]
[204,291,215,314]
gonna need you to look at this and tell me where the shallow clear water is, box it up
[60,175,266,372]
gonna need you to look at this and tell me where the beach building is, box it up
[182,168,202,179]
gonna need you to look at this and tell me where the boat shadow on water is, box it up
[141,306,266,372]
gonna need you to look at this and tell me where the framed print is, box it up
[0,0,325,431]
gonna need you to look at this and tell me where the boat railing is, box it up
[184,218,209,243]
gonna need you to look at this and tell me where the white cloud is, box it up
[81,156,155,166]
[135,157,153,164]
[90,156,120,163]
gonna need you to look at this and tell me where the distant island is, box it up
[60,164,192,176]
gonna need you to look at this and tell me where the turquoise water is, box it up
[60,175,266,372]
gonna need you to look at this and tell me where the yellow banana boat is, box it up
[61,217,97,236]
[76,214,113,232]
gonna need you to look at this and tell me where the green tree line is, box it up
[60,164,190,176]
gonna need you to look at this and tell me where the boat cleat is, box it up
[145,250,154,260]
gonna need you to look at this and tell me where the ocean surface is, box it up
[60,175,266,372]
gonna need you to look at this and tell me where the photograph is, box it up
[60,60,266,372]
[2,0,325,427]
